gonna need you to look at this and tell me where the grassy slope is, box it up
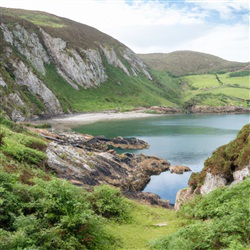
[138,51,248,77]
[152,177,250,250]
[181,72,250,107]
[43,63,175,113]
[105,202,186,249]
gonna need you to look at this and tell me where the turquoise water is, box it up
[74,113,249,204]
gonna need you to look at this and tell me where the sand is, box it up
[39,111,162,131]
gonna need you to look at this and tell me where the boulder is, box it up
[170,165,192,174]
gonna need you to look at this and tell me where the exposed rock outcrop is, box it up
[123,191,170,208]
[38,130,170,205]
[200,173,227,195]
[0,9,153,120]
[42,29,107,89]
[174,188,197,211]
[86,135,149,150]
[1,23,50,75]
[191,105,250,113]
[199,165,250,195]
[144,106,183,114]
[170,165,192,174]
[12,60,63,116]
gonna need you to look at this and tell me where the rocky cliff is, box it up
[0,8,163,121]
[175,123,250,210]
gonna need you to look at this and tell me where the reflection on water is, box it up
[74,113,249,204]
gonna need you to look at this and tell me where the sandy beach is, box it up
[38,111,162,131]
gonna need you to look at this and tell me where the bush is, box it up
[0,173,117,249]
[88,185,131,222]
[151,178,250,250]
[1,125,47,165]
[229,71,249,77]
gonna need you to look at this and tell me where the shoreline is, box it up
[34,111,164,131]
[28,107,250,131]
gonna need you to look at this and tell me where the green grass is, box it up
[105,201,187,249]
[210,87,250,100]
[20,14,64,28]
[183,74,220,89]
[180,72,250,107]
[219,73,250,88]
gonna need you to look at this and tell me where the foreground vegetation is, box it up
[0,117,249,249]
[151,178,250,250]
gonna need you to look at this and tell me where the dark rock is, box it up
[123,191,171,208]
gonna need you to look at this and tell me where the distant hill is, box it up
[138,51,249,77]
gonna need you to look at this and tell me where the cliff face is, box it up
[0,8,153,120]
[175,123,250,210]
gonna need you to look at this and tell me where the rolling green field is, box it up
[180,71,250,107]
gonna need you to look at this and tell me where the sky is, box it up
[0,0,249,62]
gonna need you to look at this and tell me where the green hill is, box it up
[138,50,248,77]
[138,51,250,109]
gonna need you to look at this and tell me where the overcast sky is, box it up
[1,0,249,62]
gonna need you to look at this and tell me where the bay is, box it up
[73,113,249,204]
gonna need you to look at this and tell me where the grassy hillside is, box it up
[138,51,248,77]
[43,62,175,113]
[138,51,249,109]
[1,8,120,50]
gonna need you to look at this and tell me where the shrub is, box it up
[88,185,131,222]
[151,178,250,250]
[0,173,118,249]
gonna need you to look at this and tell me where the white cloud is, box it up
[0,0,249,62]
[187,0,249,20]
[183,24,249,62]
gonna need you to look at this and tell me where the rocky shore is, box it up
[33,128,171,207]
[190,105,249,113]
